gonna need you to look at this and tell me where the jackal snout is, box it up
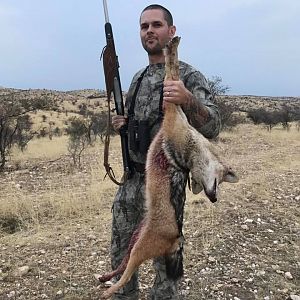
[190,156,238,203]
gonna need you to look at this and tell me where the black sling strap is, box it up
[128,66,148,117]
[128,66,164,122]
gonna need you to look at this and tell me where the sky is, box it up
[0,0,299,96]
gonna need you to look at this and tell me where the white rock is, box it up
[13,266,30,277]
[290,295,300,300]
[244,218,254,223]
[208,256,216,263]
[285,271,293,280]
[7,291,16,298]
[241,224,249,230]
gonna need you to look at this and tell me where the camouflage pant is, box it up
[111,171,180,300]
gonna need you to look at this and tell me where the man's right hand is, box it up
[112,115,128,132]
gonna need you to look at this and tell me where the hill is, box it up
[2,87,299,115]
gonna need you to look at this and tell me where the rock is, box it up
[56,290,64,299]
[256,270,266,276]
[7,291,16,298]
[208,256,216,263]
[232,278,240,283]
[12,266,30,277]
[241,224,249,230]
[271,264,280,270]
[284,272,293,280]
[289,295,300,300]
[244,218,254,223]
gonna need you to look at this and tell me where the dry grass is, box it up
[1,136,116,234]
[12,135,69,162]
[0,124,299,299]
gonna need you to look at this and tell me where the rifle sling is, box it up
[103,93,126,186]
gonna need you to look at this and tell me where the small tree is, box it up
[217,102,237,130]
[207,76,230,101]
[207,76,234,130]
[66,117,92,167]
[247,109,280,131]
[278,105,293,131]
[90,111,115,142]
[0,91,55,171]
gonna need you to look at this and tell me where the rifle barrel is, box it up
[103,0,109,23]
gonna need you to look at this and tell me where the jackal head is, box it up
[188,134,238,203]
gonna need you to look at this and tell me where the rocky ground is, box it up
[0,124,299,300]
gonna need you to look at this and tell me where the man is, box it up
[110,4,221,299]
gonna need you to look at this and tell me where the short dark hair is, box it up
[141,4,173,26]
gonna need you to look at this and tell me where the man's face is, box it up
[140,9,175,56]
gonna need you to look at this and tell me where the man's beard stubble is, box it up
[142,40,164,56]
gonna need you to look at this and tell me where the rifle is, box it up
[101,0,132,185]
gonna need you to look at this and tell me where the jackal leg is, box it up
[101,231,178,299]
[98,220,145,282]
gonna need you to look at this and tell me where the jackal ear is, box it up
[223,167,239,183]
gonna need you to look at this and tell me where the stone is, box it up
[284,272,293,280]
[12,266,30,277]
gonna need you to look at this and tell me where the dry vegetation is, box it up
[0,88,299,300]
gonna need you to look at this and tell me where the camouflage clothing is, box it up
[111,62,220,299]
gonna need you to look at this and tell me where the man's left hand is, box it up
[163,80,192,106]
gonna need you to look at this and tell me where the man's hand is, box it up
[163,80,193,106]
[112,115,128,132]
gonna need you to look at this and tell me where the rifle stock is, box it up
[102,2,132,183]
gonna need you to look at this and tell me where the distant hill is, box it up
[1,87,299,114]
[216,94,300,113]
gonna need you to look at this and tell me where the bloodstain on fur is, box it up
[154,149,169,171]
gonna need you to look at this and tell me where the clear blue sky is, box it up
[1,0,299,96]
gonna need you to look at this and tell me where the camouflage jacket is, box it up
[125,61,221,164]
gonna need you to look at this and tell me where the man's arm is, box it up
[164,70,221,139]
[182,91,221,139]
